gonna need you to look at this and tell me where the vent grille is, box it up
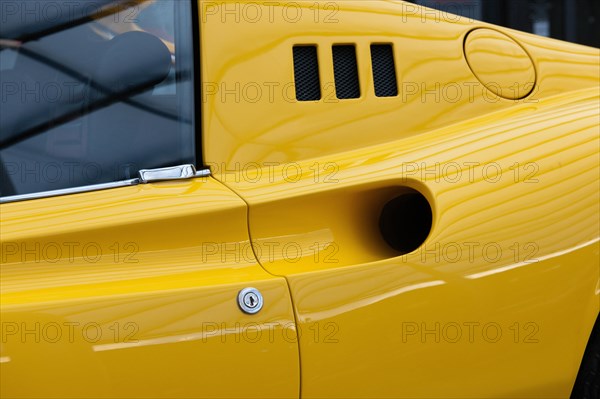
[371,44,398,97]
[293,46,321,101]
[332,45,360,99]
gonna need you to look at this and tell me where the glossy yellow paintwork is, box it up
[221,88,599,398]
[1,0,599,398]
[200,1,599,169]
[200,0,600,397]
[464,29,537,99]
[0,178,299,398]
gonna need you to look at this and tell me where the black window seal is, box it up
[191,0,204,169]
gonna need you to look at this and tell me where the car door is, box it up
[199,1,599,398]
[0,1,298,398]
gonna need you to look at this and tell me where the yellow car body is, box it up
[1,1,599,398]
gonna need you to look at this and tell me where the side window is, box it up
[0,0,196,198]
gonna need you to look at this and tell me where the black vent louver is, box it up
[293,46,321,101]
[332,45,360,99]
[371,44,398,97]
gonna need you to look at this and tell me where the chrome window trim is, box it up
[0,167,211,204]
[139,164,197,183]
[0,179,141,204]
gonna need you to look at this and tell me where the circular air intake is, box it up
[379,189,433,255]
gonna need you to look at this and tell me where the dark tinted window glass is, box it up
[0,0,195,197]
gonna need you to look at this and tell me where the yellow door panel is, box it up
[0,178,299,398]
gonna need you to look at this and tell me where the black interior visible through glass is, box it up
[0,0,196,197]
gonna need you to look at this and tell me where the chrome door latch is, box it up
[138,164,210,183]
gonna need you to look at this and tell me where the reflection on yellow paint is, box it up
[201,1,598,396]
[0,178,299,398]
[464,28,537,100]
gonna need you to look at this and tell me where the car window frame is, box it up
[0,0,205,204]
